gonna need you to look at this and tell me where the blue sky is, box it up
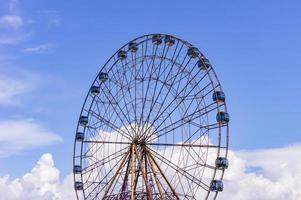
[1,0,301,197]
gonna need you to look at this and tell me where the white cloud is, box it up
[0,15,23,29]
[0,153,75,200]
[24,43,54,53]
[0,69,37,106]
[1,136,301,199]
[0,1,27,45]
[75,125,301,199]
[221,144,301,200]
[0,119,62,158]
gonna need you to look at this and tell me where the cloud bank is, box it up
[0,154,75,200]
[0,69,38,106]
[1,144,301,199]
[221,144,301,200]
[0,119,62,158]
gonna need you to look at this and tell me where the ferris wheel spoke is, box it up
[84,103,127,158]
[146,153,165,199]
[146,82,218,141]
[84,150,130,198]
[136,40,150,131]
[88,108,132,140]
[119,151,131,198]
[82,145,129,174]
[105,157,131,200]
[133,145,153,199]
[182,145,215,171]
[139,45,169,139]
[112,57,138,136]
[146,149,180,200]
[148,142,221,148]
[97,151,130,200]
[101,83,136,138]
[83,140,132,145]
[157,41,182,79]
[137,45,159,136]
[154,101,223,140]
[82,148,129,186]
[145,69,213,140]
[146,147,210,192]
[141,43,186,138]
[143,57,202,139]
[147,105,220,143]
[174,147,197,197]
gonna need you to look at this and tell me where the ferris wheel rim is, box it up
[73,33,229,200]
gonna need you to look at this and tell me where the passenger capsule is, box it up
[202,58,211,67]
[99,72,108,82]
[187,47,200,58]
[152,34,162,45]
[210,180,223,192]
[164,35,175,46]
[197,60,211,71]
[90,86,100,96]
[73,165,82,174]
[128,42,138,52]
[216,112,230,124]
[79,116,88,126]
[74,182,83,190]
[76,132,84,141]
[118,50,127,60]
[213,91,226,102]
[216,157,229,169]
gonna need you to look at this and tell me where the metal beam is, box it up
[102,150,130,199]
[146,148,180,200]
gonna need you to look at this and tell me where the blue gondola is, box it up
[216,157,229,169]
[79,116,88,126]
[164,35,175,46]
[74,182,83,190]
[73,165,82,174]
[128,42,138,52]
[210,180,223,192]
[118,50,127,60]
[213,91,226,102]
[152,34,162,45]
[197,59,211,71]
[99,72,108,82]
[187,47,200,58]
[90,86,100,96]
[216,112,230,124]
[75,132,84,141]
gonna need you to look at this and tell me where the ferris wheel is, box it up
[73,34,229,200]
